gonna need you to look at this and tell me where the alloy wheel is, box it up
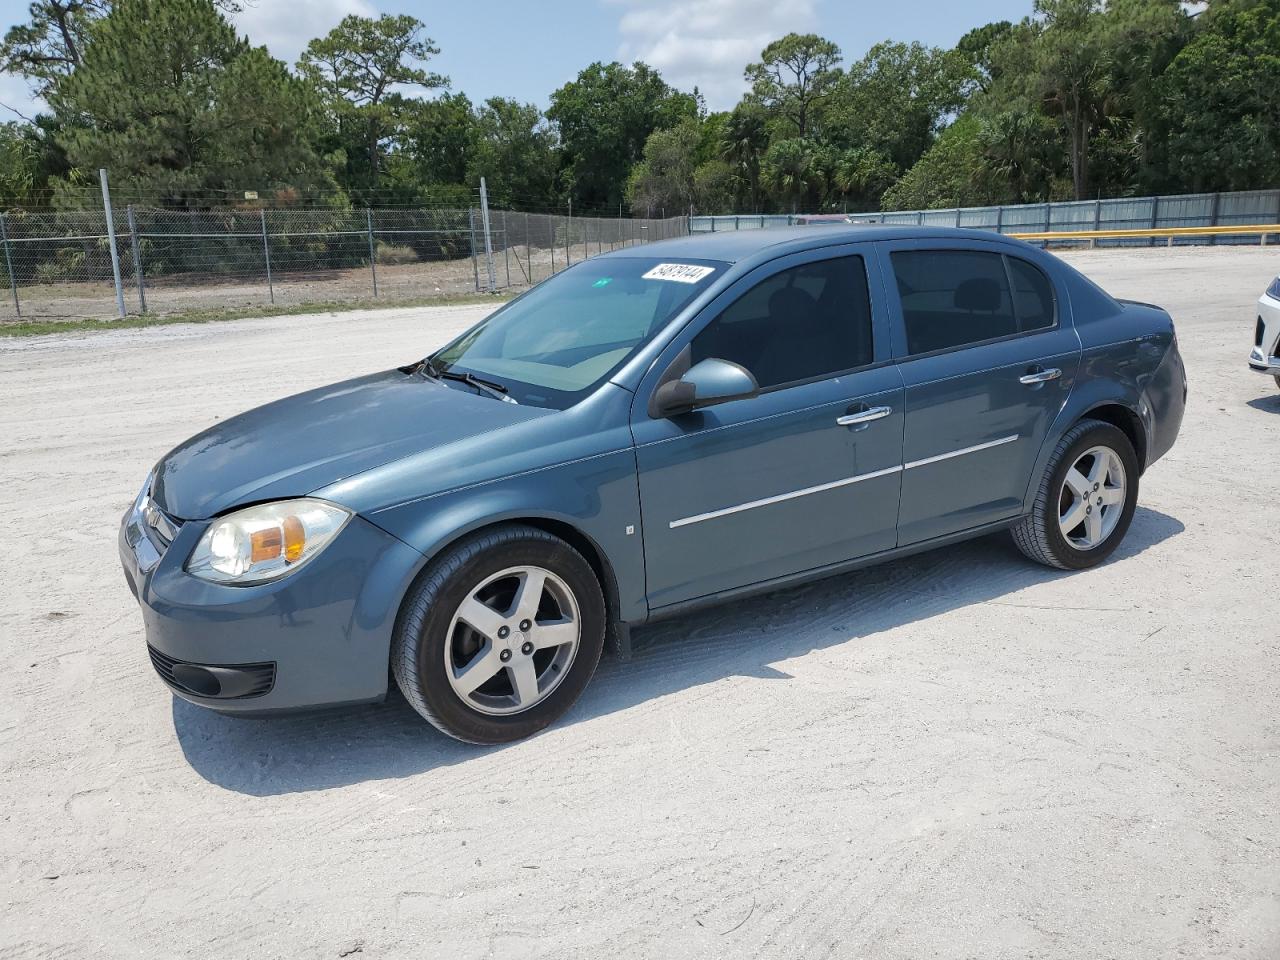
[1058,444,1127,550]
[444,565,581,716]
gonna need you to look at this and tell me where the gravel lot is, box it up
[2,246,1278,959]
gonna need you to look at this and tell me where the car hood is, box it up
[151,369,550,520]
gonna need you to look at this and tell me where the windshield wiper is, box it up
[422,359,517,404]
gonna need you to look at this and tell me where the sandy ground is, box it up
[1,246,1278,959]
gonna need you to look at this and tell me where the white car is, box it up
[1250,275,1280,389]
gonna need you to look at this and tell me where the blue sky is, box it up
[0,0,1036,120]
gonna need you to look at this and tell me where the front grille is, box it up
[142,498,182,552]
[147,645,276,699]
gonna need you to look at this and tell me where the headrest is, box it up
[954,277,1002,312]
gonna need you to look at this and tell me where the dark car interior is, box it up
[691,255,875,389]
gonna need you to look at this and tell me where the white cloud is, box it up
[233,0,378,67]
[613,0,818,111]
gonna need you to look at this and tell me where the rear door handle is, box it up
[836,405,892,426]
[1019,367,1061,385]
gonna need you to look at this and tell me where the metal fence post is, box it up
[478,178,496,293]
[501,209,511,288]
[260,209,275,304]
[99,168,126,318]
[126,204,147,313]
[564,209,571,266]
[0,212,19,317]
[366,208,379,297]
[995,206,1004,235]
[468,208,480,292]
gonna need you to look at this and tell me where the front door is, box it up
[631,247,905,610]
[881,242,1081,545]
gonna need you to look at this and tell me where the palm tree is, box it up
[720,103,769,212]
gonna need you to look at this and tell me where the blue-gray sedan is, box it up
[120,226,1187,743]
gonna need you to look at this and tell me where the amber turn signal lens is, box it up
[250,526,282,563]
[283,515,306,562]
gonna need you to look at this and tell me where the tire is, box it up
[392,524,606,744]
[1011,418,1139,570]
[1273,374,1280,391]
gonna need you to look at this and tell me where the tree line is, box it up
[1,0,1277,217]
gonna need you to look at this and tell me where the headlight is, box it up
[187,499,351,585]
[1267,276,1280,301]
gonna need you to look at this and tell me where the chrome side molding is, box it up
[669,434,1021,528]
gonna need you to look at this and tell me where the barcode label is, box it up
[642,263,715,283]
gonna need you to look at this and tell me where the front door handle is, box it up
[1019,367,1061,385]
[836,405,892,427]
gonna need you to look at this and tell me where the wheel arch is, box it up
[1021,383,1150,514]
[390,511,627,632]
[1078,401,1147,471]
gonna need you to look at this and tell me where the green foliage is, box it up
[299,14,447,196]
[827,41,972,172]
[0,0,106,96]
[467,98,558,209]
[744,33,842,138]
[1157,0,1280,192]
[47,0,331,205]
[547,61,697,209]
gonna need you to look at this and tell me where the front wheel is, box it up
[1011,419,1139,570]
[392,525,606,744]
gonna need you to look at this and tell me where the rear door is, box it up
[631,245,904,610]
[880,240,1080,546]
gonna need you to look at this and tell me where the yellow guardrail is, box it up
[1009,223,1280,244]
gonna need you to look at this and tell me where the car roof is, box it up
[598,225,1024,264]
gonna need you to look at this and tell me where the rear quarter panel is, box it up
[1022,274,1183,507]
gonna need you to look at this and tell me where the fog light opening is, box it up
[171,664,223,698]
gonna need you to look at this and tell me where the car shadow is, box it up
[1246,391,1280,413]
[174,505,1184,795]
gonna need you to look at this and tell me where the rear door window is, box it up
[891,250,1017,355]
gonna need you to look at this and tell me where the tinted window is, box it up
[892,250,1017,354]
[1007,256,1056,331]
[691,256,874,390]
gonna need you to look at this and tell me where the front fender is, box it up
[364,448,648,624]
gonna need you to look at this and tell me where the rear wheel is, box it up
[392,525,606,744]
[1012,419,1139,570]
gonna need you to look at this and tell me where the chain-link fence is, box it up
[0,197,689,323]
[691,188,1280,247]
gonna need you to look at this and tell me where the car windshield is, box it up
[429,256,726,408]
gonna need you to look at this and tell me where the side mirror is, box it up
[652,357,759,418]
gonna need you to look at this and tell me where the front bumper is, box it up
[119,493,424,714]
[1247,347,1280,374]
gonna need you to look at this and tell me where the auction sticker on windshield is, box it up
[642,263,716,283]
